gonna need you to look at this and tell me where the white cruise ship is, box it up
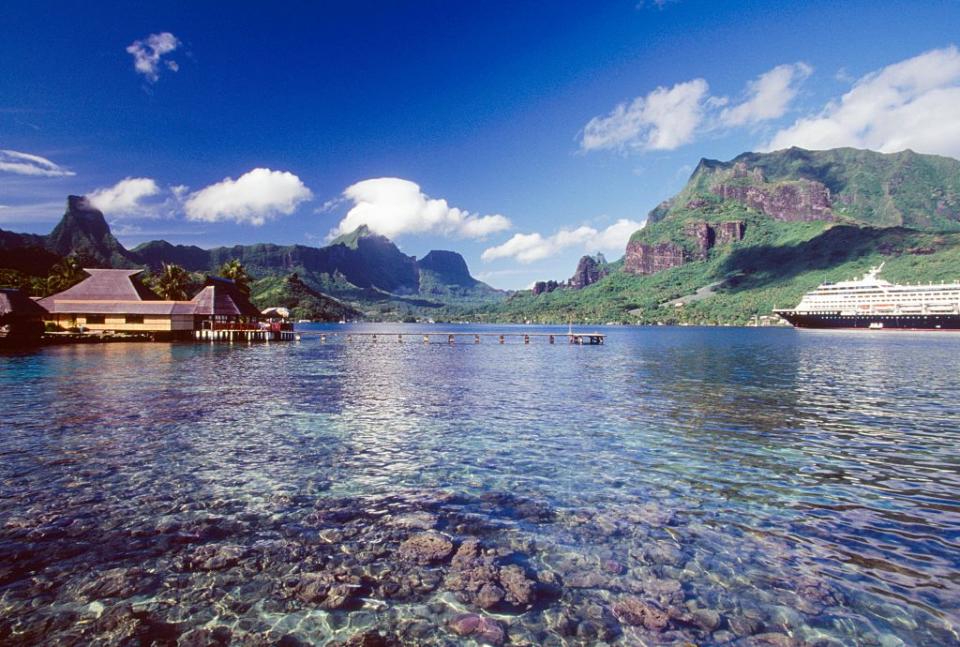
[774,263,960,330]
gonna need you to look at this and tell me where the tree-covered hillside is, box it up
[472,147,960,325]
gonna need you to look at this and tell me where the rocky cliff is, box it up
[625,221,744,275]
[649,147,960,230]
[623,241,686,275]
[623,146,960,277]
[709,163,833,222]
[418,250,475,287]
[568,254,609,289]
[532,254,610,295]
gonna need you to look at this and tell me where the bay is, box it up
[1,325,958,645]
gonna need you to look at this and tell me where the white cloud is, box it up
[330,177,511,240]
[87,177,160,216]
[184,168,313,225]
[481,218,644,264]
[0,149,75,177]
[580,62,812,152]
[766,46,960,156]
[580,79,710,152]
[126,32,180,82]
[720,62,812,127]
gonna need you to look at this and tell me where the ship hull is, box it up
[775,311,960,331]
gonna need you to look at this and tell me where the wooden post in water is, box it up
[372,334,377,343]
[448,334,455,344]
[423,334,430,343]
[549,334,555,344]
[524,334,530,344]
[499,335,505,344]
[398,334,403,343]
[474,334,480,344]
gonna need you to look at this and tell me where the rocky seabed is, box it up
[1,484,953,647]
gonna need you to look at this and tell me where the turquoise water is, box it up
[1,325,958,645]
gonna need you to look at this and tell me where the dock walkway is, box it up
[296,331,606,345]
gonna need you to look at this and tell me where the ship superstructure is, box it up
[774,263,960,330]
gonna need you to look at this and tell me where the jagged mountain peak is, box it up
[45,196,138,268]
[328,224,379,249]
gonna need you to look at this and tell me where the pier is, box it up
[195,327,297,342]
[296,331,606,345]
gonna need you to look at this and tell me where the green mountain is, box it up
[45,196,141,268]
[133,232,419,294]
[250,273,362,322]
[131,227,504,317]
[0,196,138,273]
[646,146,960,230]
[471,147,960,325]
[0,198,504,320]
[416,250,503,306]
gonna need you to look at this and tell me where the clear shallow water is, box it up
[1,325,958,646]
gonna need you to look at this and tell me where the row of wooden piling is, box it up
[302,332,605,345]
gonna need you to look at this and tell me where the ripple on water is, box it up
[0,326,959,645]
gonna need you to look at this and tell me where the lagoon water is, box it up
[1,325,958,646]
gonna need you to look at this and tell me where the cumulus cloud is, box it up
[765,46,960,156]
[720,62,812,127]
[126,32,180,82]
[580,79,710,152]
[87,177,160,216]
[580,62,813,152]
[0,149,75,177]
[184,168,313,225]
[330,177,511,240]
[481,219,643,264]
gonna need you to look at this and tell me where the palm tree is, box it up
[155,263,191,300]
[218,259,251,296]
[46,256,84,295]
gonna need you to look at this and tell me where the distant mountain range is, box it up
[7,147,960,325]
[0,196,504,320]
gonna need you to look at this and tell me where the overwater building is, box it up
[0,288,47,345]
[37,269,264,339]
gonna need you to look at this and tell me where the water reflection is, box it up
[0,327,958,645]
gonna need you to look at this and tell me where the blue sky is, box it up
[3,0,960,289]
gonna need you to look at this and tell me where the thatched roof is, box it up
[38,268,162,313]
[0,289,48,319]
[36,270,260,318]
[190,276,261,317]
